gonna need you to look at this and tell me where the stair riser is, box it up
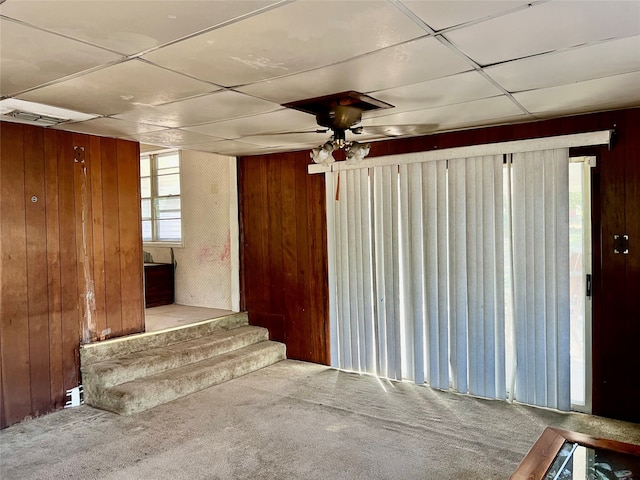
[93,343,286,415]
[82,327,268,391]
[81,312,249,366]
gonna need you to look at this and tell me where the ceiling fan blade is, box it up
[253,128,328,136]
[357,124,439,137]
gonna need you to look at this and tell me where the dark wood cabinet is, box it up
[144,263,174,308]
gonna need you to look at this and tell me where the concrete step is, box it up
[82,325,269,391]
[81,312,249,366]
[92,341,286,415]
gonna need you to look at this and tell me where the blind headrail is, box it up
[308,130,612,174]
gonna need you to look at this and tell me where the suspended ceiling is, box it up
[1,0,639,157]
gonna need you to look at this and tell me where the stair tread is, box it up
[97,341,286,414]
[110,340,283,392]
[80,312,249,366]
[83,325,267,376]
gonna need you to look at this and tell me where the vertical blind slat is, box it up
[326,172,339,367]
[337,171,352,370]
[373,169,387,377]
[385,167,398,380]
[346,170,360,370]
[448,158,469,393]
[360,169,376,374]
[408,163,425,385]
[399,165,413,380]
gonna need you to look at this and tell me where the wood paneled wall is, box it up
[238,108,639,423]
[0,122,144,429]
[238,151,329,364]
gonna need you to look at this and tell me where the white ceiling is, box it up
[1,0,639,157]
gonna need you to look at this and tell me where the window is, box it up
[141,151,182,245]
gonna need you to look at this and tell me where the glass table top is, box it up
[545,441,640,480]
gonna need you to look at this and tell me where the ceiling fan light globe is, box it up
[345,141,371,164]
[311,145,336,164]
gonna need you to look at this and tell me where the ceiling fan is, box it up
[280,91,438,164]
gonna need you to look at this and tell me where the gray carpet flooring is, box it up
[1,360,639,479]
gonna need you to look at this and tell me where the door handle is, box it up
[613,234,629,254]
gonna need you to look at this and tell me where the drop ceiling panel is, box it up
[402,0,530,31]
[364,96,527,130]
[124,128,224,147]
[113,91,280,128]
[365,71,504,118]
[514,71,640,116]
[237,37,472,104]
[142,1,428,87]
[185,109,319,139]
[0,0,282,55]
[445,1,640,66]
[182,140,272,156]
[18,60,217,116]
[52,117,164,137]
[486,36,640,92]
[0,19,122,95]
[240,131,337,148]
[140,143,168,154]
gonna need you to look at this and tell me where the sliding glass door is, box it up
[569,157,594,412]
[326,150,596,413]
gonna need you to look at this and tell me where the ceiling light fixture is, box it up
[310,126,370,165]
[0,98,98,127]
[310,141,335,164]
[310,135,371,165]
[310,133,371,165]
[345,141,370,164]
[5,110,68,126]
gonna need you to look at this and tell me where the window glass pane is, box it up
[142,220,152,241]
[157,173,180,196]
[141,199,151,219]
[156,219,181,241]
[157,153,179,174]
[503,166,515,393]
[141,177,151,198]
[142,151,182,244]
[140,156,151,177]
[155,197,181,219]
[569,160,586,406]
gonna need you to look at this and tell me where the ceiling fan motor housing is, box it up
[316,105,362,130]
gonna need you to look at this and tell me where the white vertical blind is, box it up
[399,164,416,381]
[373,166,403,380]
[448,155,505,398]
[326,171,339,367]
[326,146,572,410]
[423,160,449,390]
[511,148,571,411]
[447,158,469,393]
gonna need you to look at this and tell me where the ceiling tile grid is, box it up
[0,0,285,56]
[0,18,122,96]
[141,1,429,88]
[1,0,638,156]
[441,0,640,67]
[112,90,281,128]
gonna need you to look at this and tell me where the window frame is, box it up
[141,149,184,248]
